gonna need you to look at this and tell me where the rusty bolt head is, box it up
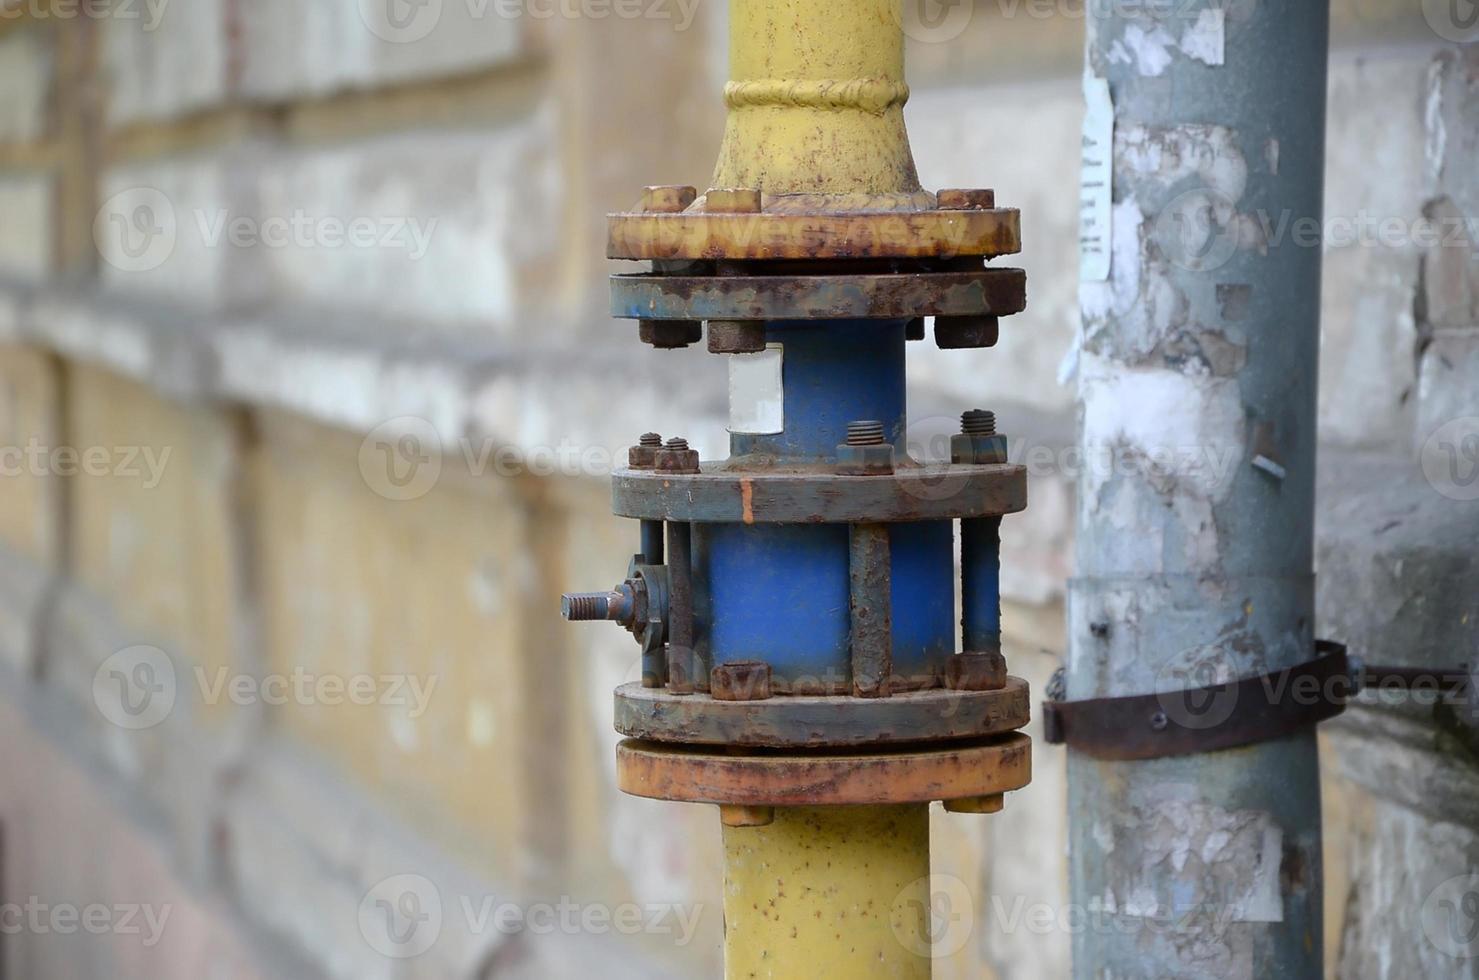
[719,805,776,828]
[707,320,768,354]
[711,660,773,702]
[705,188,763,213]
[640,319,703,349]
[628,432,663,469]
[951,433,1009,466]
[640,185,697,213]
[945,651,1008,692]
[656,437,701,474]
[935,315,1000,350]
[837,442,895,476]
[937,188,997,211]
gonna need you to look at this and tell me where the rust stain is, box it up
[741,478,755,524]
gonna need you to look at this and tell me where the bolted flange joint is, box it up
[837,420,895,476]
[628,432,663,469]
[952,410,1008,465]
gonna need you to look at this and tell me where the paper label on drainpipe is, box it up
[1080,75,1114,282]
[729,344,784,435]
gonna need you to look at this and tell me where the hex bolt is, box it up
[951,409,1009,465]
[640,319,703,349]
[629,432,663,469]
[837,421,894,476]
[945,651,1008,692]
[961,410,996,436]
[936,188,996,211]
[935,314,1000,350]
[943,794,1006,815]
[705,187,763,213]
[640,185,697,213]
[562,588,634,624]
[708,320,768,354]
[656,437,701,474]
[711,661,774,702]
[719,805,776,828]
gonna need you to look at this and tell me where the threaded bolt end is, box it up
[562,592,612,621]
[962,410,997,436]
[664,437,690,451]
[846,421,886,446]
[639,433,663,448]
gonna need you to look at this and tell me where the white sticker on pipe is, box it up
[729,344,784,435]
[1080,75,1114,282]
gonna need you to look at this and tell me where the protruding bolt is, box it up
[1150,711,1170,732]
[838,422,894,476]
[961,410,997,436]
[846,420,887,446]
[705,188,763,213]
[562,589,632,623]
[945,651,1008,692]
[640,319,703,349]
[656,437,701,474]
[708,320,767,354]
[629,432,663,469]
[640,185,697,213]
[711,661,773,702]
[951,410,1008,465]
[937,188,996,211]
[936,315,1000,350]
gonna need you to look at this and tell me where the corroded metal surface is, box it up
[848,524,893,698]
[617,733,1032,806]
[614,678,1031,747]
[610,268,1027,321]
[607,208,1021,261]
[611,463,1028,524]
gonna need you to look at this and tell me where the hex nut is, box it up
[946,651,1008,692]
[943,794,1006,815]
[705,188,763,213]
[935,315,1000,349]
[719,805,776,828]
[837,443,895,476]
[640,185,697,213]
[655,446,701,474]
[951,433,1009,465]
[937,188,996,210]
[708,320,768,354]
[711,661,774,702]
[640,319,703,349]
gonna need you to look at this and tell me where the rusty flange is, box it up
[611,463,1027,524]
[614,678,1030,748]
[610,268,1027,322]
[607,208,1021,261]
[616,733,1032,807]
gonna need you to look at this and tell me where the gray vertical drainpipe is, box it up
[1069,2,1331,977]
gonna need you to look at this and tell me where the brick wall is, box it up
[0,2,1474,978]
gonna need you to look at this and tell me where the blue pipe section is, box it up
[960,517,1002,653]
[731,320,906,461]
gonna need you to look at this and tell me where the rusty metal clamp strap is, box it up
[1042,640,1354,761]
